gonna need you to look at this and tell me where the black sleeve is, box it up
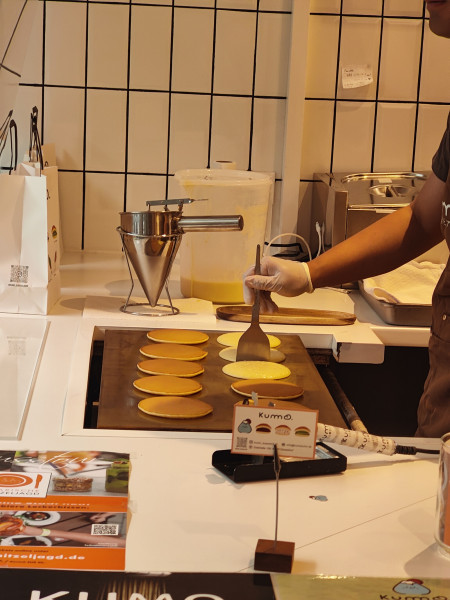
[432,111,450,183]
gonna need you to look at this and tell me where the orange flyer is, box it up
[0,450,130,570]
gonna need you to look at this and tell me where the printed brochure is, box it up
[0,450,129,570]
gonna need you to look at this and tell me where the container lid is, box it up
[174,168,272,186]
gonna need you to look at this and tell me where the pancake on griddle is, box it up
[219,346,285,363]
[133,375,202,396]
[217,332,280,348]
[140,343,207,361]
[231,379,303,399]
[147,329,209,345]
[222,361,291,380]
[137,358,204,377]
[138,396,213,419]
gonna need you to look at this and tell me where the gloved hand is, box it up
[243,256,313,312]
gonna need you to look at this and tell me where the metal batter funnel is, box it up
[118,199,243,315]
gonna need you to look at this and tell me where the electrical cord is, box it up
[394,445,439,455]
[315,222,322,257]
[317,423,440,456]
[265,233,312,262]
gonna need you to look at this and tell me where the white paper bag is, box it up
[0,161,61,314]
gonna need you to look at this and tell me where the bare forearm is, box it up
[243,173,446,302]
[308,202,443,288]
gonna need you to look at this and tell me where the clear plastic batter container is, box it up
[175,169,273,303]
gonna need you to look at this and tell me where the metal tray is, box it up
[358,281,432,327]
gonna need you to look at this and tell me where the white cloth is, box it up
[362,260,445,305]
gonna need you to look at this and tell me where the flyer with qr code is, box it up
[0,450,130,570]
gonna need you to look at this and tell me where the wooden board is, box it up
[96,328,346,432]
[216,306,356,326]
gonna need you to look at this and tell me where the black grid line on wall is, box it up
[9,2,449,250]
[16,0,291,250]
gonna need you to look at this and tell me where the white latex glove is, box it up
[243,257,313,312]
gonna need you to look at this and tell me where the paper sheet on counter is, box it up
[0,317,48,439]
[362,260,444,305]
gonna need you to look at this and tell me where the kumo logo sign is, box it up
[29,593,225,600]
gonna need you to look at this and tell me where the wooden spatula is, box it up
[236,245,271,362]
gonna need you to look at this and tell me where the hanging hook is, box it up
[29,106,43,169]
[0,109,13,160]
[9,119,17,173]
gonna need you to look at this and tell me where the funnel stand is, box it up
[119,230,180,317]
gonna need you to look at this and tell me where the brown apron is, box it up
[416,178,450,437]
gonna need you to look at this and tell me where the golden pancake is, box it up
[219,346,285,363]
[138,396,213,419]
[222,361,291,380]
[231,379,303,399]
[133,375,202,396]
[137,358,204,377]
[147,328,209,345]
[217,332,280,348]
[140,343,207,361]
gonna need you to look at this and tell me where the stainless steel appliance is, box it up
[311,171,428,250]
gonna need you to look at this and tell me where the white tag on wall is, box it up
[342,64,373,89]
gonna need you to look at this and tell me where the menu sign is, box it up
[0,571,275,600]
[231,399,318,459]
[0,450,129,570]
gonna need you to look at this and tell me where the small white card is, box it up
[231,400,318,459]
[0,471,51,498]
[342,64,373,89]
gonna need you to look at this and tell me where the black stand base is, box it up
[254,538,295,573]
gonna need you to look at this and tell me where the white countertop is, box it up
[61,250,432,359]
[0,251,446,580]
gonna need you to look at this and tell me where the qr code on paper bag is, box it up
[9,265,29,285]
[91,523,119,536]
[8,337,26,356]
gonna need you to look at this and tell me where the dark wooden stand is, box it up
[254,538,295,573]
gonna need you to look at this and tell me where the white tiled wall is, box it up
[4,0,292,251]
[2,0,449,252]
[299,1,450,243]
[303,4,450,180]
[0,0,38,120]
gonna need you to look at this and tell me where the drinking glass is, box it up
[435,432,450,556]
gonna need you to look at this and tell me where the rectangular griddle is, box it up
[96,329,346,432]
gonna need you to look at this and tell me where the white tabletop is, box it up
[0,251,446,579]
